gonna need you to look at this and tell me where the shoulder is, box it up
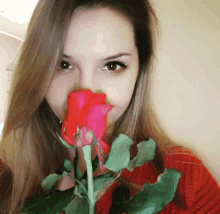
[164,146,220,211]
[164,145,204,167]
[164,145,218,187]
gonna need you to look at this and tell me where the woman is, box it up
[0,0,219,213]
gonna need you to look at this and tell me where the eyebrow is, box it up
[62,52,132,61]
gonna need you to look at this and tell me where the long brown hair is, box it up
[0,0,186,213]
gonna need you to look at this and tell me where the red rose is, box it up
[61,89,114,170]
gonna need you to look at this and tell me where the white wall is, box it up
[0,0,219,184]
[0,32,22,122]
[152,0,220,184]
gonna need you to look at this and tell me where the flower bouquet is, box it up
[22,90,182,214]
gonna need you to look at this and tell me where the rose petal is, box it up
[79,104,114,140]
[88,92,106,105]
[99,140,110,157]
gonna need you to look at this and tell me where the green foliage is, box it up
[73,171,115,200]
[127,139,156,171]
[22,188,75,213]
[23,135,182,214]
[125,168,182,214]
[22,191,90,214]
[103,134,133,172]
[63,195,89,214]
[93,171,115,192]
[64,159,73,173]
[41,171,67,191]
[103,135,156,173]
[74,179,88,198]
[23,168,182,214]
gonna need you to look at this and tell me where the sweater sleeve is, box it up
[164,146,220,214]
[188,156,220,213]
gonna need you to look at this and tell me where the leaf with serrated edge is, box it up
[125,168,182,214]
[103,134,133,172]
[127,139,156,171]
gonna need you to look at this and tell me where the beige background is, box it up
[0,0,219,184]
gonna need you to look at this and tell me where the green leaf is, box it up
[74,179,88,197]
[125,168,182,214]
[63,159,73,173]
[93,171,115,191]
[41,172,66,191]
[74,172,115,197]
[76,166,83,180]
[127,139,156,171]
[64,194,89,214]
[103,134,133,172]
[22,188,75,213]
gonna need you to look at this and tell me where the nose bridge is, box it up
[81,66,94,89]
[77,66,101,93]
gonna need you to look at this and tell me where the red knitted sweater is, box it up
[95,146,220,214]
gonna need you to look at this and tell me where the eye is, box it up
[103,61,128,73]
[59,60,73,71]
[58,60,128,73]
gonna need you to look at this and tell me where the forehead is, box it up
[64,7,136,55]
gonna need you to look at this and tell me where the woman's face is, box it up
[46,7,139,137]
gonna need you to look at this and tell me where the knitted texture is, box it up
[95,146,220,214]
